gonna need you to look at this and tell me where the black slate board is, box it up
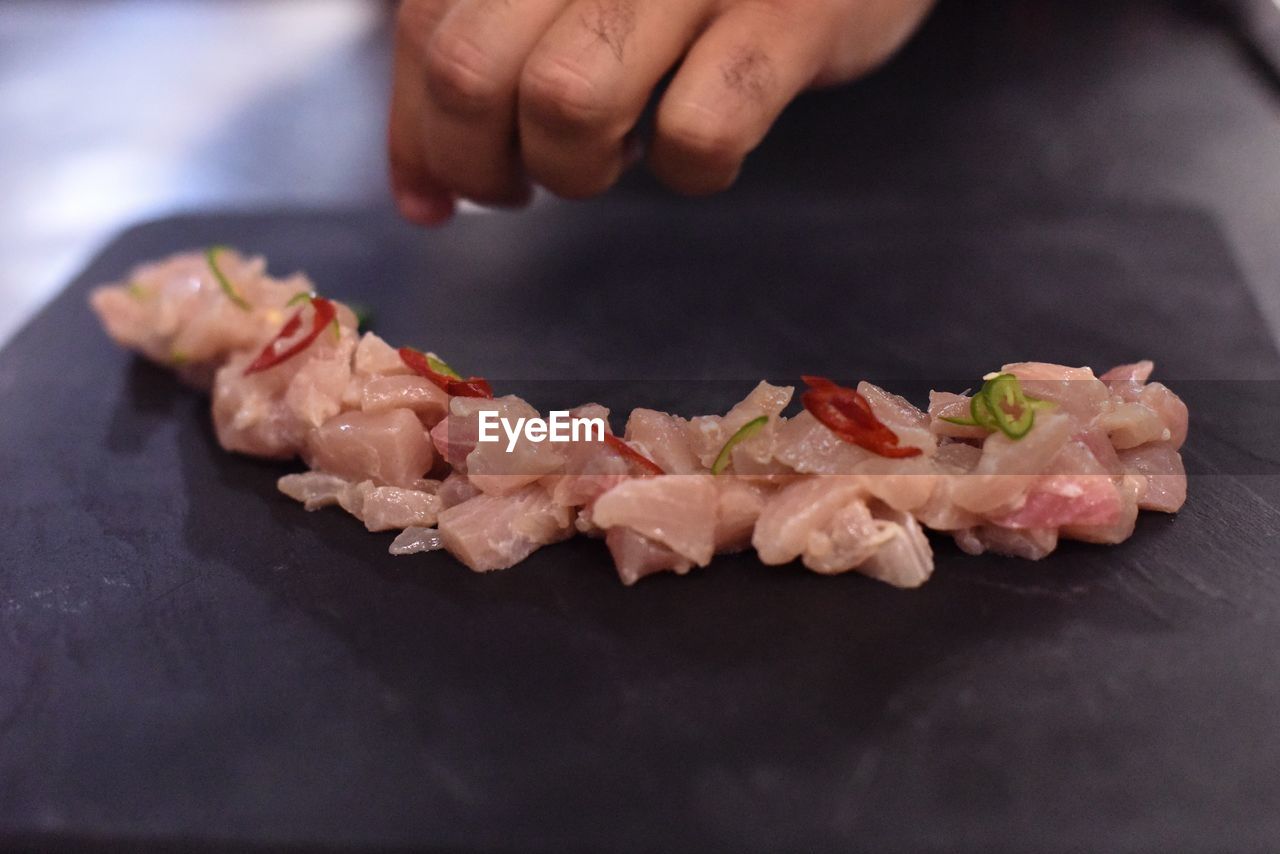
[2,202,1279,852]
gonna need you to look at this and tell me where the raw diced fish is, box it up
[955,525,1060,560]
[1061,474,1143,545]
[1101,360,1155,385]
[338,481,443,532]
[452,396,566,495]
[210,322,357,459]
[688,381,793,468]
[277,471,350,510]
[1135,382,1188,450]
[438,485,573,571]
[858,381,936,455]
[90,250,310,385]
[798,497,896,575]
[361,375,450,427]
[1001,362,1111,424]
[353,332,410,377]
[949,411,1073,514]
[592,475,718,566]
[306,408,435,487]
[625,409,702,475]
[89,256,1192,590]
[1118,443,1187,512]
[389,527,444,555]
[853,456,938,512]
[606,528,694,585]
[929,391,990,440]
[542,404,631,508]
[751,476,866,566]
[714,477,770,553]
[437,471,482,509]
[773,410,873,474]
[857,507,934,588]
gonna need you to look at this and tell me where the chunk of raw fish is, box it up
[452,396,567,495]
[625,409,702,475]
[772,410,873,474]
[438,485,573,571]
[687,381,793,468]
[277,471,350,510]
[857,507,934,588]
[1061,474,1143,545]
[1118,443,1187,512]
[337,480,443,532]
[714,477,771,553]
[89,249,313,385]
[361,375,450,427]
[389,526,444,555]
[592,475,718,566]
[857,381,936,455]
[928,391,990,440]
[1100,360,1155,385]
[1001,362,1111,424]
[542,404,631,508]
[353,332,410,377]
[209,319,357,459]
[751,476,866,566]
[306,408,435,487]
[606,528,694,585]
[798,497,897,575]
[949,412,1073,514]
[437,471,482,509]
[954,525,1060,560]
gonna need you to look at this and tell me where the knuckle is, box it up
[396,0,448,55]
[520,55,609,132]
[423,30,505,115]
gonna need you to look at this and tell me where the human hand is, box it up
[389,0,935,224]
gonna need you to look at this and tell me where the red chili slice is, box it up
[603,433,664,476]
[398,348,494,399]
[243,297,337,376]
[801,375,922,459]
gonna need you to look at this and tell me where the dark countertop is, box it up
[3,1,1280,850]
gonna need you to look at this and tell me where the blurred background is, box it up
[1,0,1278,347]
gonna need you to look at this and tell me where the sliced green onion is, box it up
[711,415,768,475]
[939,374,1052,440]
[126,281,148,300]
[285,290,315,307]
[983,373,1034,438]
[426,354,462,380]
[206,246,251,311]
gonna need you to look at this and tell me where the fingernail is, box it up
[397,192,455,226]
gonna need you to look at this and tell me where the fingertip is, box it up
[396,190,457,226]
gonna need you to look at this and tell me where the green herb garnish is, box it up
[206,246,251,311]
[711,415,768,475]
[285,290,315,307]
[126,281,148,300]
